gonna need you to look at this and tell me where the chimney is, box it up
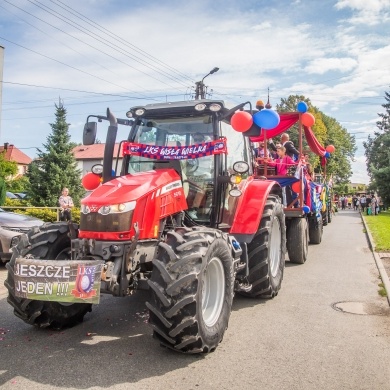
[3,142,9,151]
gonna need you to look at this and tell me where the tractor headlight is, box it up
[233,161,249,174]
[195,103,206,111]
[209,103,222,112]
[81,204,91,214]
[230,174,242,185]
[135,108,145,116]
[98,201,136,215]
[91,164,103,175]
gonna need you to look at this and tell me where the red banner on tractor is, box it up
[122,139,227,160]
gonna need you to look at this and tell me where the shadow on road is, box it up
[0,291,202,388]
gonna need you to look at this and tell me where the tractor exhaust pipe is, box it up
[103,108,118,183]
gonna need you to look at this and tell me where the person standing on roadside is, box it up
[360,194,366,213]
[59,187,74,221]
[366,195,372,215]
[371,195,378,215]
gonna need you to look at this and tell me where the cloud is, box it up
[304,57,358,74]
[335,0,390,25]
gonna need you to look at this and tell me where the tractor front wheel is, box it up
[5,223,92,329]
[147,227,234,353]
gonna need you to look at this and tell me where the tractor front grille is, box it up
[80,211,133,232]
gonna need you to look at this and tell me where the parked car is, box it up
[6,191,19,199]
[14,193,29,199]
[0,208,45,263]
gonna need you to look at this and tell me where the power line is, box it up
[0,3,149,96]
[24,0,191,89]
[0,36,152,95]
[3,0,188,92]
[53,0,194,83]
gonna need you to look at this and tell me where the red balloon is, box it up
[231,111,253,132]
[301,112,315,127]
[326,145,335,153]
[291,181,301,193]
[82,172,101,190]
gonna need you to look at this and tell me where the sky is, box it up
[0,0,389,184]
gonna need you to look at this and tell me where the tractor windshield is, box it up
[124,115,216,218]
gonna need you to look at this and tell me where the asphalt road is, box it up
[0,210,389,390]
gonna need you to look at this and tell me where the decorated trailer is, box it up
[6,99,287,354]
[230,101,335,264]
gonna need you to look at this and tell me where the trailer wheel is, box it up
[322,210,328,226]
[239,195,286,298]
[287,217,309,264]
[327,205,332,223]
[309,216,323,245]
[147,227,234,354]
[5,223,92,329]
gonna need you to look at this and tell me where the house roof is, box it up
[72,143,121,159]
[0,144,32,165]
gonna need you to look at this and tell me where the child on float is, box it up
[264,145,297,175]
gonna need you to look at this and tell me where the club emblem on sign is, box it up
[71,265,98,299]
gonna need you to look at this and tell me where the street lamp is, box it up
[195,67,219,99]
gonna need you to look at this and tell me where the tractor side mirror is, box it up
[83,122,97,145]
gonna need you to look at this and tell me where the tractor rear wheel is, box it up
[286,217,309,264]
[309,216,323,244]
[147,227,234,353]
[239,195,286,298]
[5,223,92,329]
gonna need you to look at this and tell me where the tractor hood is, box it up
[82,169,182,206]
[79,168,188,240]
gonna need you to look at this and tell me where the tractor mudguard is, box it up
[229,177,281,242]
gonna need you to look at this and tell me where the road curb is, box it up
[360,212,390,306]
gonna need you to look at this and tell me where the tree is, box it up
[7,175,30,194]
[0,151,17,178]
[364,89,390,205]
[27,103,84,207]
[276,95,356,183]
[0,149,18,205]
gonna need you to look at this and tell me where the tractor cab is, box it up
[121,100,253,227]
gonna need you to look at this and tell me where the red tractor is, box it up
[5,99,286,353]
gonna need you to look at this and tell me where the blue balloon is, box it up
[297,101,308,113]
[253,109,280,130]
[303,205,310,213]
[324,151,330,158]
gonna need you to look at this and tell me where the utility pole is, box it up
[194,67,219,100]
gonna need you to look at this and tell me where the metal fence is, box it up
[0,206,62,221]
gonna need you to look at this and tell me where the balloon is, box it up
[301,112,315,127]
[231,111,253,132]
[326,145,335,153]
[324,151,330,158]
[291,181,301,193]
[82,172,101,190]
[297,101,308,113]
[253,109,280,130]
[303,205,310,213]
